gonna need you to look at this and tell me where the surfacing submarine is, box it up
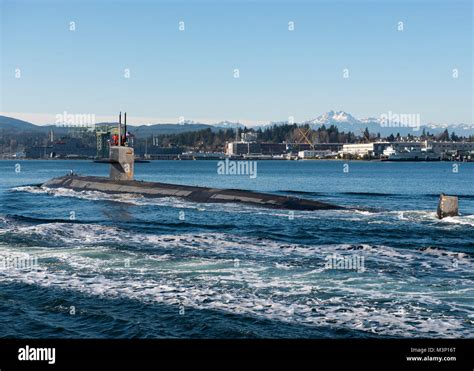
[42,113,343,211]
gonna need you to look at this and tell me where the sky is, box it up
[0,0,472,126]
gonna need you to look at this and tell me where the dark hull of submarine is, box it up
[42,175,344,211]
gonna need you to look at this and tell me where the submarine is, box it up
[41,113,460,217]
[42,112,343,211]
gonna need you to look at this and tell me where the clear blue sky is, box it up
[1,0,472,125]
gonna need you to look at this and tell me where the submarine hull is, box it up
[42,175,343,211]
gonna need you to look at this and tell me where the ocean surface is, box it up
[0,159,473,338]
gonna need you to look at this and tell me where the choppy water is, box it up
[0,160,473,338]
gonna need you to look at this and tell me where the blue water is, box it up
[0,160,473,338]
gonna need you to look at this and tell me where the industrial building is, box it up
[426,141,474,155]
[343,141,474,160]
[226,142,287,156]
[25,138,96,159]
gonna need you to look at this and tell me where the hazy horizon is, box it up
[1,109,473,128]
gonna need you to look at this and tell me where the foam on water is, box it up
[0,218,472,262]
[6,180,474,338]
[440,215,474,227]
[0,219,472,338]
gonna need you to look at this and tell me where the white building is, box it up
[342,142,391,157]
[342,143,373,156]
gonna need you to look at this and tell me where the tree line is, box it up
[148,124,473,151]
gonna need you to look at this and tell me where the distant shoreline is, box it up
[1,158,472,163]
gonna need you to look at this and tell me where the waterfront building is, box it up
[342,142,391,158]
[226,142,286,156]
[382,146,440,161]
[426,141,474,155]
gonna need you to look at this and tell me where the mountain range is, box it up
[0,116,216,136]
[1,112,473,137]
[259,111,474,136]
[301,111,474,136]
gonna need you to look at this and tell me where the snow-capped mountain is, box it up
[2,112,473,137]
[308,110,360,126]
[190,111,473,136]
[304,111,383,135]
[304,111,474,136]
[215,111,474,136]
[213,121,246,129]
